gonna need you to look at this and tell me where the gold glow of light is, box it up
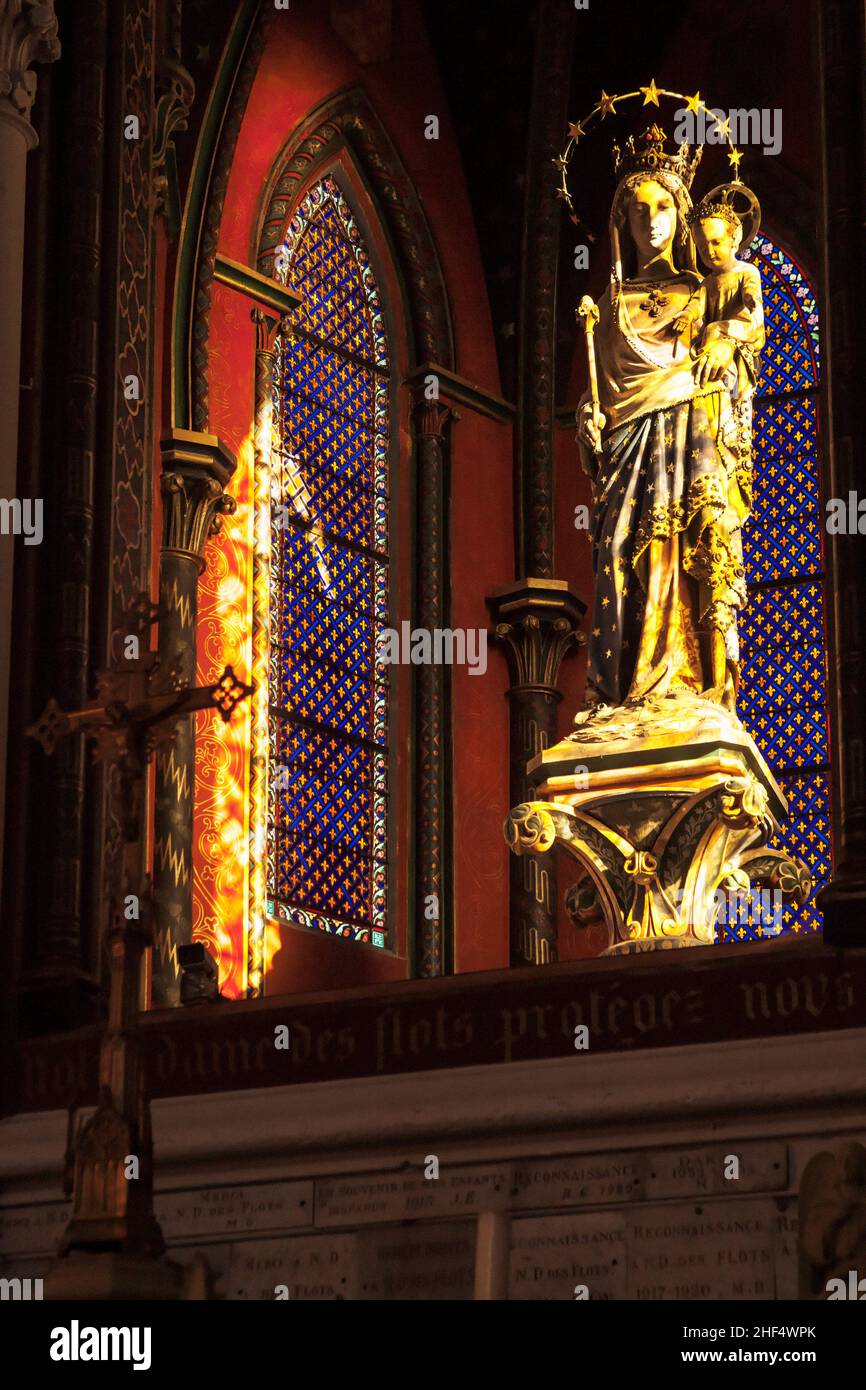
[248,383,274,1000]
[193,433,254,999]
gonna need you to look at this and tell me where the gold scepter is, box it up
[577,295,603,445]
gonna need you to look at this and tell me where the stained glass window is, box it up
[724,233,830,941]
[266,176,390,947]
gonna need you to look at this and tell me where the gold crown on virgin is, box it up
[612,124,703,189]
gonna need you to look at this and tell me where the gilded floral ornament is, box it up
[721,775,770,829]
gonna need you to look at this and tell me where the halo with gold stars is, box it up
[555,81,747,237]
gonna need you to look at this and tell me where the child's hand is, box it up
[672,315,690,334]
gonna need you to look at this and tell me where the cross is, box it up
[639,286,669,318]
[27,594,253,1264]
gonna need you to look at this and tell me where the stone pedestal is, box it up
[506,693,811,954]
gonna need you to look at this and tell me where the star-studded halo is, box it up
[555,82,747,238]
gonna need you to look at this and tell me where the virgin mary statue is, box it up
[576,126,762,715]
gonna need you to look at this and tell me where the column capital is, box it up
[159,429,237,570]
[487,577,586,691]
[411,390,452,438]
[251,305,285,353]
[0,0,60,131]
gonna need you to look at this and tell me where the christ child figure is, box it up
[671,185,766,709]
[672,187,765,398]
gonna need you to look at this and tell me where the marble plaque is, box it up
[0,1202,71,1256]
[314,1163,510,1228]
[508,1212,627,1300]
[627,1199,775,1300]
[168,1242,234,1298]
[645,1143,788,1200]
[511,1154,643,1210]
[356,1221,475,1300]
[155,1181,312,1240]
[772,1198,798,1301]
[229,1233,357,1300]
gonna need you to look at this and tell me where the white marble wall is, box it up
[1,1028,863,1299]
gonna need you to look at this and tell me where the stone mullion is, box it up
[247,310,280,998]
[412,398,450,977]
[816,0,866,945]
[151,431,236,1006]
[500,2,581,966]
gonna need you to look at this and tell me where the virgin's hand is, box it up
[576,403,606,453]
[693,340,735,386]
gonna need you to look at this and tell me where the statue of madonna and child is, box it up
[574,123,764,729]
[505,118,812,953]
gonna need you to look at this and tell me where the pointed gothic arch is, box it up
[176,43,456,992]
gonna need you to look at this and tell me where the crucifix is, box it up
[27,594,252,1297]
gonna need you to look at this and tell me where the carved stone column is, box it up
[487,579,584,964]
[152,429,235,1006]
[0,0,59,899]
[412,394,451,976]
[514,0,575,578]
[815,0,866,946]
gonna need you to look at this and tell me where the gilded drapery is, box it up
[581,274,753,707]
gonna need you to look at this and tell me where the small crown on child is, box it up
[687,191,741,230]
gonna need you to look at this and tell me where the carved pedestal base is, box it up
[505,694,811,954]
